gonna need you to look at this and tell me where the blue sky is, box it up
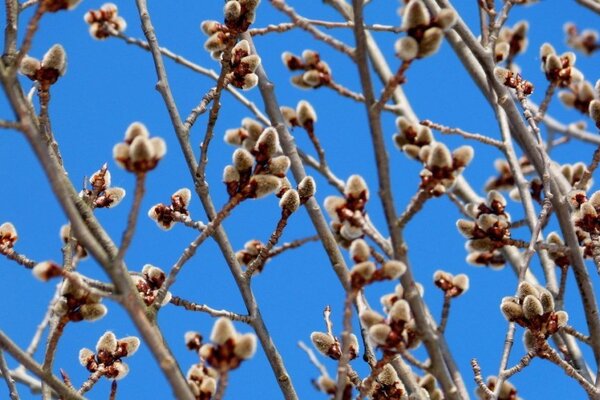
[1,0,600,399]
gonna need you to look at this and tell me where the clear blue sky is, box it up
[1,0,599,399]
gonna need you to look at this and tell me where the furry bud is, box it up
[211,318,236,345]
[279,189,300,213]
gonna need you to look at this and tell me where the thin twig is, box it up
[77,370,104,395]
[421,119,505,149]
[116,172,146,263]
[0,349,19,400]
[170,296,251,323]
[0,331,84,400]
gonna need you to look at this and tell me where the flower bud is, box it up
[279,189,300,213]
[234,333,257,359]
[211,318,236,345]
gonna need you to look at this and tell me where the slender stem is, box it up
[0,331,84,400]
[245,214,291,277]
[77,370,104,395]
[169,296,251,323]
[438,295,452,334]
[116,172,146,263]
[41,317,67,400]
[214,371,228,400]
[0,349,19,400]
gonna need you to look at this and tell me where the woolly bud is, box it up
[427,142,452,168]
[279,189,300,213]
[223,165,240,183]
[280,106,298,126]
[351,261,375,281]
[555,310,569,328]
[234,333,257,359]
[349,239,370,263]
[500,298,523,321]
[232,39,251,57]
[96,331,117,353]
[298,176,316,201]
[310,332,336,356]
[233,148,255,171]
[32,261,62,281]
[344,175,369,199]
[201,20,221,35]
[124,122,149,142]
[523,329,536,351]
[324,196,345,221]
[302,49,320,65]
[240,55,261,72]
[340,223,363,240]
[436,9,457,30]
[395,36,419,61]
[540,42,556,61]
[119,336,140,357]
[241,73,259,90]
[359,309,385,328]
[401,0,429,30]
[79,348,94,367]
[20,56,41,78]
[81,303,107,321]
[456,219,475,238]
[185,331,203,351]
[452,274,469,293]
[112,361,130,380]
[589,100,600,128]
[204,32,227,52]
[0,222,18,247]
[172,188,192,209]
[368,324,391,346]
[453,145,474,167]
[522,295,543,320]
[255,128,279,159]
[200,378,217,395]
[539,289,555,313]
[296,100,317,127]
[42,44,67,76]
[268,156,290,177]
[418,27,444,58]
[249,175,281,198]
[302,70,321,87]
[100,187,126,208]
[581,202,597,219]
[224,0,241,22]
[517,281,539,299]
[389,299,411,322]
[211,318,236,345]
[382,260,406,280]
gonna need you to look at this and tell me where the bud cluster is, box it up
[131,264,172,307]
[380,283,424,313]
[224,117,265,151]
[83,3,126,39]
[494,21,528,64]
[186,363,218,400]
[0,222,18,249]
[148,188,192,230]
[558,80,597,115]
[456,190,512,252]
[360,299,421,351]
[201,0,260,58]
[113,122,167,173]
[395,0,457,61]
[20,44,67,87]
[281,50,332,89]
[392,117,434,160]
[199,318,257,373]
[236,239,268,271]
[494,67,534,95]
[568,189,600,257]
[324,175,370,245]
[54,279,107,322]
[433,270,469,298]
[226,40,261,90]
[79,331,140,380]
[81,166,126,209]
[310,331,359,361]
[540,43,583,88]
[419,142,474,196]
[500,282,568,351]
[349,239,406,289]
[475,376,520,400]
[565,23,599,55]
[363,364,407,400]
[223,126,302,202]
[484,158,532,192]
